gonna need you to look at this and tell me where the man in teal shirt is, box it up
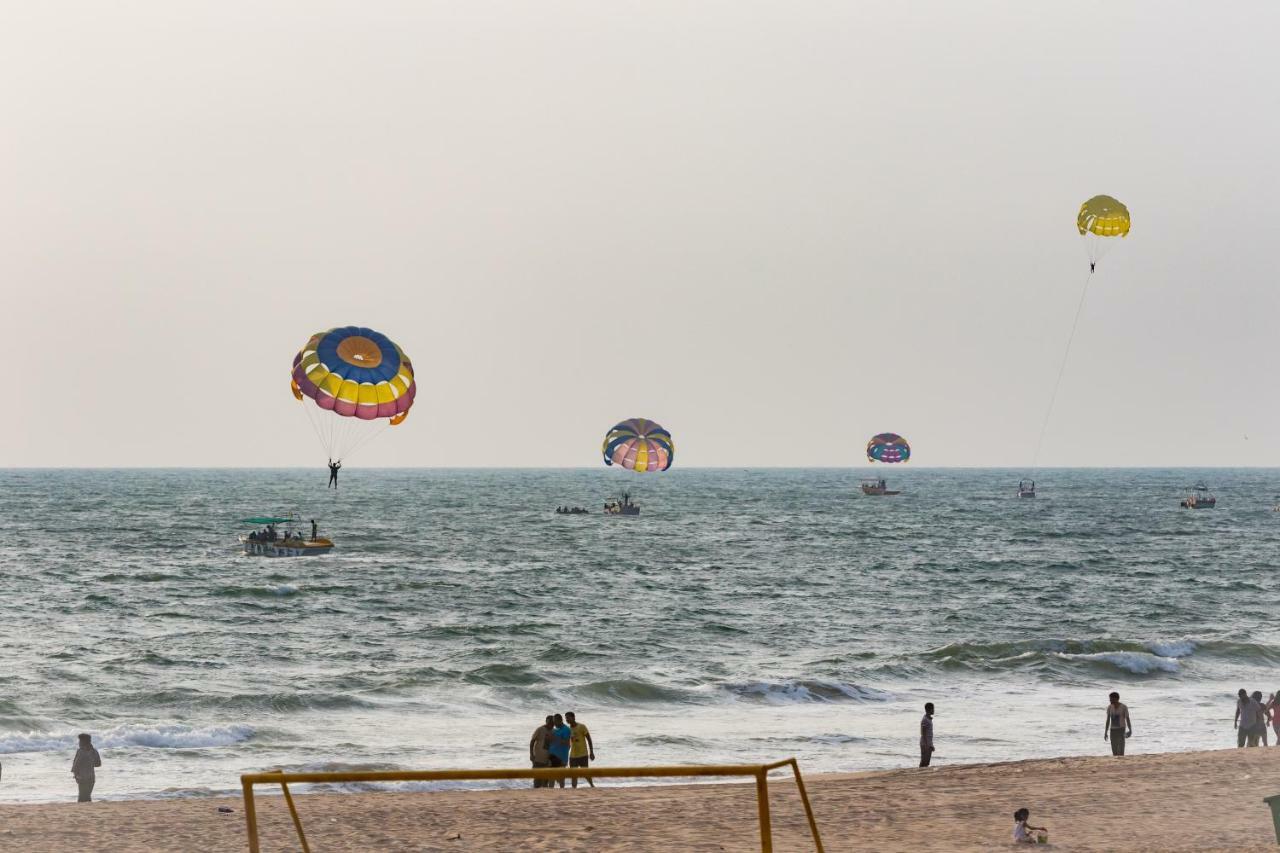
[548,713,571,788]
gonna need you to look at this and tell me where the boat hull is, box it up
[239,536,334,557]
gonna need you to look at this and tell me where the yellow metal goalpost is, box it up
[240,757,824,852]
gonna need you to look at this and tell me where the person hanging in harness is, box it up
[328,459,341,489]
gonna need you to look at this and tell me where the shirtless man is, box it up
[1104,692,1132,756]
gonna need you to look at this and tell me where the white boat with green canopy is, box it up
[239,516,334,557]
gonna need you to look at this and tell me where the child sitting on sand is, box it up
[1012,808,1047,844]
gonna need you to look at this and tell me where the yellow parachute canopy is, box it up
[1077,195,1130,238]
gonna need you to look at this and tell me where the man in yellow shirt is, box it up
[565,711,596,789]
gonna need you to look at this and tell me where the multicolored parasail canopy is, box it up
[603,418,674,473]
[290,326,416,461]
[291,326,416,424]
[867,433,910,464]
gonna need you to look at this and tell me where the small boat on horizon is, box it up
[1018,480,1036,498]
[1180,484,1216,509]
[861,478,901,496]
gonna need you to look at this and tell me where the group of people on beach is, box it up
[528,712,595,789]
[1234,688,1280,747]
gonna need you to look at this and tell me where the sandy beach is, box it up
[4,747,1279,851]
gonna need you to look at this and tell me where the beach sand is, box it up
[4,747,1279,851]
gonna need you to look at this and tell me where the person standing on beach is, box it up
[1234,689,1265,747]
[565,712,596,788]
[548,713,571,788]
[919,702,935,767]
[1104,692,1132,756]
[1267,691,1280,746]
[529,715,554,788]
[1253,692,1271,746]
[71,733,101,802]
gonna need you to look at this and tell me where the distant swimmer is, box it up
[565,711,595,788]
[1104,692,1132,756]
[328,459,341,489]
[919,702,935,767]
[71,733,101,803]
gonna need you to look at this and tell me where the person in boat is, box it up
[310,519,318,541]
[328,458,341,489]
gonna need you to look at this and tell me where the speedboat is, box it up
[239,516,335,557]
[1180,484,1216,509]
[1018,480,1036,498]
[861,478,900,496]
[604,493,640,516]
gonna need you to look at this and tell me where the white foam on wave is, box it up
[1055,651,1181,674]
[0,723,254,754]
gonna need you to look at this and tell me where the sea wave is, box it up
[0,723,254,754]
[570,678,698,704]
[920,638,1208,677]
[723,679,891,704]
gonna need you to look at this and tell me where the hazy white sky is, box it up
[4,1,1278,467]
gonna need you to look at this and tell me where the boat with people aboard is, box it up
[604,492,640,516]
[861,478,901,496]
[1018,480,1036,498]
[1180,484,1216,509]
[556,506,590,515]
[239,516,334,557]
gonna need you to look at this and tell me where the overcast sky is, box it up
[4,1,1278,467]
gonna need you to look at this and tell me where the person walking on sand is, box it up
[1104,692,1132,756]
[565,711,596,788]
[71,733,101,802]
[919,702,935,767]
[547,713,571,788]
[529,715,554,788]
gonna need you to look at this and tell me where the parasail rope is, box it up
[1032,267,1095,468]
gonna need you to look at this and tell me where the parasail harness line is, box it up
[1031,265,1095,469]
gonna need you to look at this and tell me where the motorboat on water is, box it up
[604,493,640,516]
[1018,480,1036,498]
[239,516,334,557]
[1180,484,1216,509]
[861,478,900,496]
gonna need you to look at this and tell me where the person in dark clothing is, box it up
[920,702,935,767]
[310,519,318,541]
[72,733,101,802]
[328,459,341,489]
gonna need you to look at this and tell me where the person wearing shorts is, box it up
[566,711,596,788]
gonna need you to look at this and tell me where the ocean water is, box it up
[2,468,1279,802]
